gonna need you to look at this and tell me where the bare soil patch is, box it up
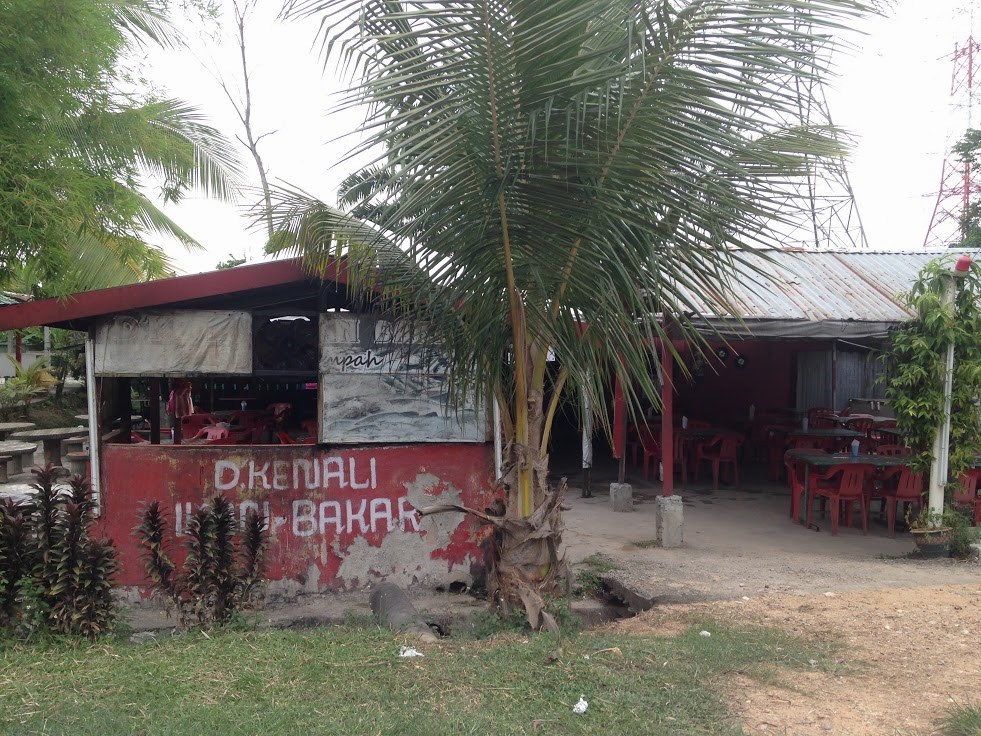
[611,584,981,736]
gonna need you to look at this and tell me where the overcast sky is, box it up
[142,0,977,274]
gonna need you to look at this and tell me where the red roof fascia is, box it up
[0,258,346,331]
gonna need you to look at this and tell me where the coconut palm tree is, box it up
[272,0,872,629]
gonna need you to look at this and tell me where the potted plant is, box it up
[906,506,953,559]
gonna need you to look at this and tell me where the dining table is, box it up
[10,426,89,467]
[75,414,143,425]
[0,440,40,475]
[785,449,908,526]
[0,421,36,441]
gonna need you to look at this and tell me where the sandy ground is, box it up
[562,465,981,736]
[614,585,981,736]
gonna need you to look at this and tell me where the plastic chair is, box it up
[637,425,661,481]
[875,444,909,457]
[806,464,874,535]
[626,424,642,467]
[784,455,807,521]
[845,417,874,434]
[879,466,924,537]
[807,407,835,424]
[191,425,229,441]
[267,403,292,429]
[693,432,742,490]
[180,413,218,436]
[952,470,981,525]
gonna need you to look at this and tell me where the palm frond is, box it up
[278,0,874,434]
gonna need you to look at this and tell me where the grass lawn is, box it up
[0,619,838,736]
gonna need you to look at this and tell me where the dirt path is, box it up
[613,584,981,736]
[558,479,981,735]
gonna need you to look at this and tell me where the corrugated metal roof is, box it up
[679,249,972,324]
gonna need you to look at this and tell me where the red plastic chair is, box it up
[784,455,807,521]
[806,463,874,535]
[637,425,661,481]
[879,466,924,537]
[875,444,909,457]
[693,432,742,489]
[626,424,642,467]
[191,425,229,441]
[267,403,292,429]
[844,417,874,434]
[180,413,218,436]
[807,407,835,427]
[952,470,981,525]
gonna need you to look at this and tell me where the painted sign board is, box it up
[100,443,495,594]
[319,314,486,444]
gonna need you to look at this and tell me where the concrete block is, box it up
[655,495,684,548]
[600,571,657,613]
[609,482,634,512]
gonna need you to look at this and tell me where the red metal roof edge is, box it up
[0,257,347,331]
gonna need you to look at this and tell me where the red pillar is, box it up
[660,344,674,496]
[612,373,626,460]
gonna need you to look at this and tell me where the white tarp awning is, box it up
[93,310,252,376]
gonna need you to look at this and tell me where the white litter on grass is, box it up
[399,646,424,658]
[573,696,588,714]
[699,630,711,638]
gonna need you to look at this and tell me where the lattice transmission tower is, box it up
[924,35,981,248]
[761,27,868,251]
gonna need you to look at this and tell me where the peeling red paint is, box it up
[98,443,493,592]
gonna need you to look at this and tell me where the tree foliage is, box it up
[0,0,243,296]
[885,256,981,485]
[272,0,873,625]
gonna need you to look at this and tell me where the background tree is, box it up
[0,0,242,297]
[885,257,981,494]
[953,129,981,250]
[273,0,872,628]
[217,0,277,245]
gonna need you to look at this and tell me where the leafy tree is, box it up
[885,257,981,493]
[272,0,872,627]
[0,0,243,296]
[215,253,248,270]
[953,129,981,250]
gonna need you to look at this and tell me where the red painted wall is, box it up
[98,444,495,592]
[673,340,828,423]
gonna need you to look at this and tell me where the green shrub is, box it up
[136,495,268,629]
[0,466,117,639]
[946,507,979,559]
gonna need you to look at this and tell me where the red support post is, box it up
[612,374,625,460]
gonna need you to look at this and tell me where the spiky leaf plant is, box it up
[0,468,116,639]
[136,495,268,629]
